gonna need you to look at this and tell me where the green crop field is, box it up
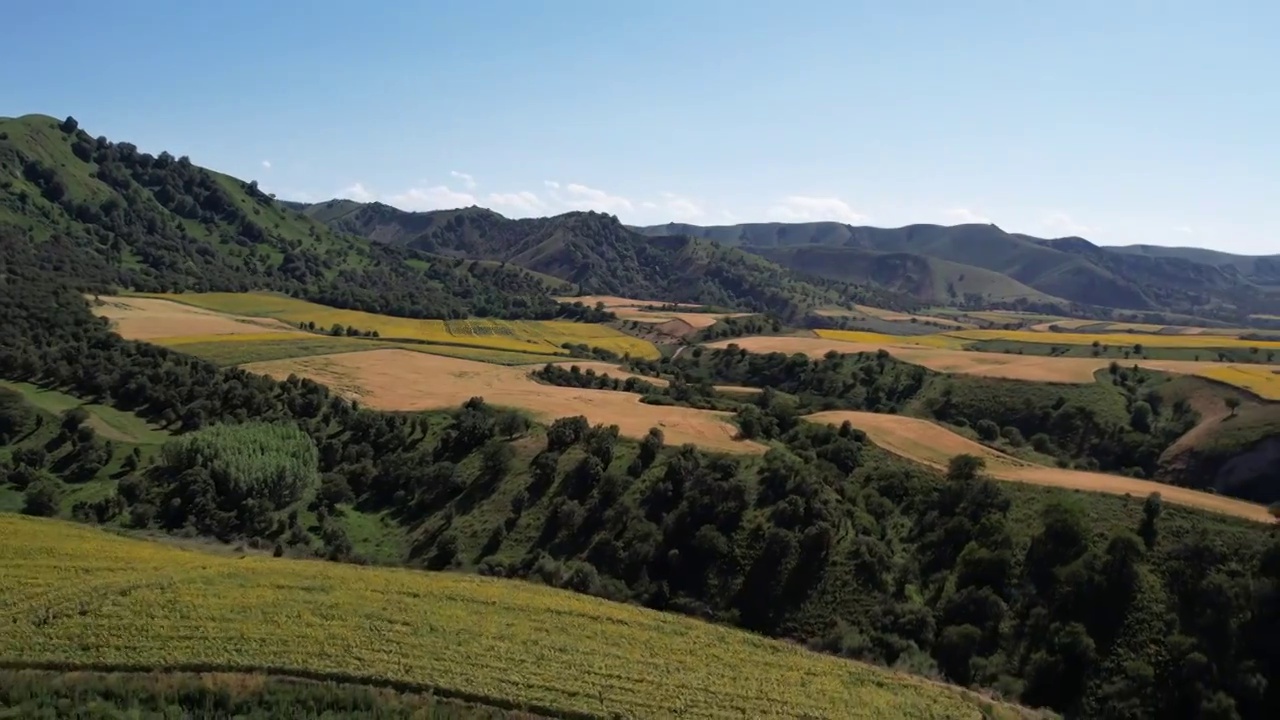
[157,335,567,367]
[0,515,1017,720]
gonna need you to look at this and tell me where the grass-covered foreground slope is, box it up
[0,515,1014,720]
[0,670,532,720]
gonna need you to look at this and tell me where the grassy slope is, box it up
[0,382,173,515]
[0,514,1018,720]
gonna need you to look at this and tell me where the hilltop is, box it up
[289,199,914,319]
[0,114,571,320]
[635,221,1280,322]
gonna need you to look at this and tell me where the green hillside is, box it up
[293,199,917,319]
[745,245,1059,304]
[1,514,1020,720]
[0,114,569,319]
[636,221,1280,321]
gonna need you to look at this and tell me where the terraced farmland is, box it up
[0,515,1007,720]
[103,293,660,361]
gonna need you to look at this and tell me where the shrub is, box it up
[22,480,63,517]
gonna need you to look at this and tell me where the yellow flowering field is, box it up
[128,292,659,359]
[0,516,1000,720]
[813,329,971,350]
[1194,365,1280,400]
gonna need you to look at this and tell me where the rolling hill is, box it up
[291,199,917,319]
[0,114,570,320]
[636,221,1280,321]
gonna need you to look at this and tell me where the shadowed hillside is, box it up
[637,221,1280,321]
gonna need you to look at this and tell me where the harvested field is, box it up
[708,336,1280,398]
[555,294,703,309]
[92,296,305,340]
[1028,319,1106,332]
[103,294,660,360]
[950,329,1280,349]
[849,306,974,329]
[555,294,749,328]
[806,411,1272,523]
[243,350,763,454]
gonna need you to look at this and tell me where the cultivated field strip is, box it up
[805,411,1273,523]
[0,516,998,720]
[242,350,762,453]
[715,335,1280,399]
[101,293,660,360]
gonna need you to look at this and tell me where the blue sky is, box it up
[4,1,1276,253]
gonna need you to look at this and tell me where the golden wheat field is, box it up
[948,329,1280,349]
[116,293,660,360]
[804,411,1272,523]
[0,515,1003,720]
[92,296,307,340]
[242,349,761,453]
[710,335,1280,399]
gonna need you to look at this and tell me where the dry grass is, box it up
[243,350,762,454]
[92,297,305,340]
[805,411,1273,523]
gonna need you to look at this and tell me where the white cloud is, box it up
[450,170,477,190]
[1173,225,1194,234]
[544,181,634,214]
[261,160,272,170]
[387,184,478,211]
[767,195,865,224]
[342,182,376,203]
[486,191,545,215]
[658,191,705,222]
[943,207,990,224]
[1042,211,1092,236]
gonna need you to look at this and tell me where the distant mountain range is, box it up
[288,197,1280,322]
[631,222,1280,320]
[285,200,912,319]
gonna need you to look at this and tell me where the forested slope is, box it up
[294,199,915,319]
[0,114,569,319]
